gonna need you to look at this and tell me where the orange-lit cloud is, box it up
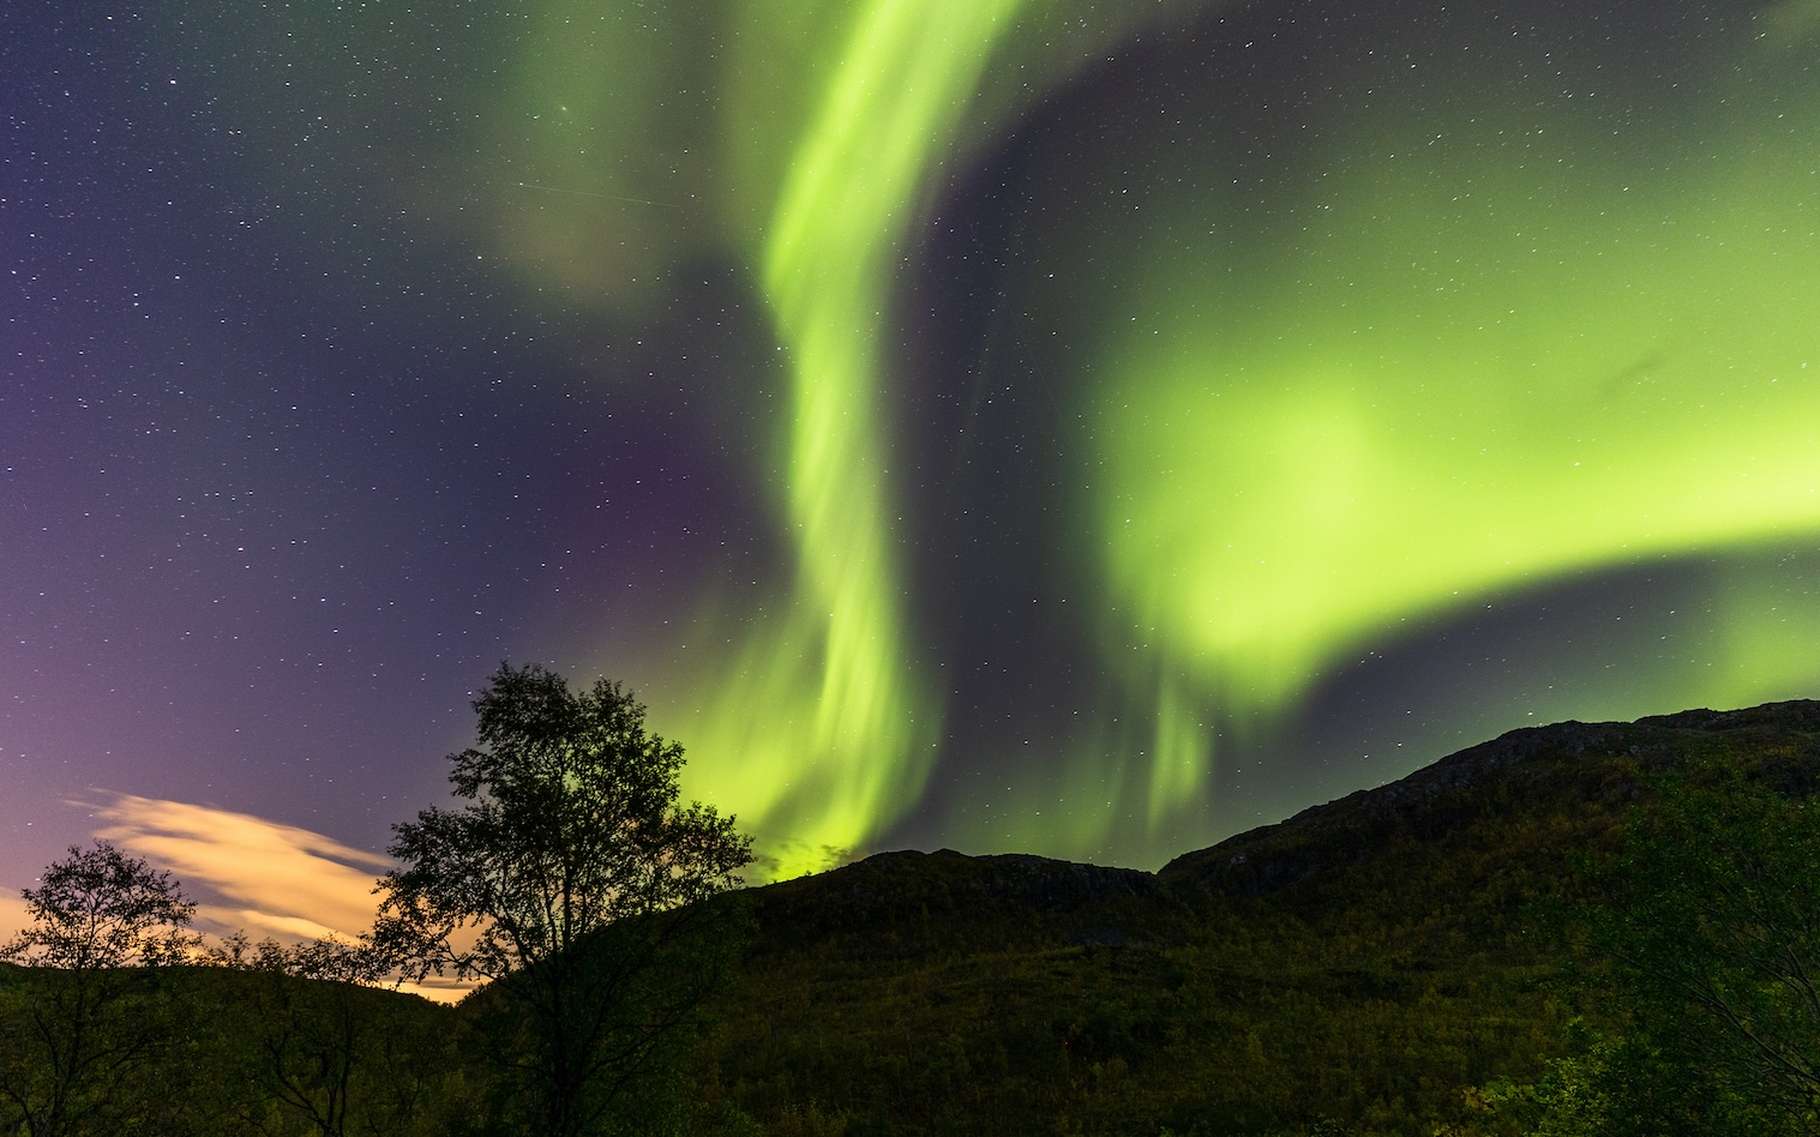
[0,890,32,945]
[72,793,476,1003]
[85,792,392,943]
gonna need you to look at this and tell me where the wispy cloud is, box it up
[83,792,393,944]
[2,799,390,954]
[66,793,476,1003]
[0,890,32,944]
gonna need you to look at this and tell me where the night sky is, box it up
[5,1,1820,937]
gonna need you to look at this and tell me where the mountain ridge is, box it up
[12,698,1820,1135]
[679,698,1820,1134]
[753,698,1820,912]
[1158,697,1820,900]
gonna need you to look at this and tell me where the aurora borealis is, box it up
[5,0,1820,904]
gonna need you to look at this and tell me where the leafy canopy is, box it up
[1,840,196,971]
[374,661,753,985]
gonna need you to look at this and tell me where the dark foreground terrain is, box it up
[695,701,1820,1135]
[9,700,1820,1135]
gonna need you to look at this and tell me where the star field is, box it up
[4,0,1819,893]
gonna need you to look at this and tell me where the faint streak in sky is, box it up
[513,180,679,208]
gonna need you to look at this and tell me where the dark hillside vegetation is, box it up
[689,701,1820,1136]
[6,700,1820,1136]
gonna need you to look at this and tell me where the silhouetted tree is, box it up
[372,662,753,1137]
[0,841,197,1137]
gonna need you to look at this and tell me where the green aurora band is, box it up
[678,0,1027,878]
[956,3,1820,858]
[190,1,1820,873]
[541,0,1820,872]
[663,1,1210,875]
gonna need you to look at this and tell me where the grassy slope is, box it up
[8,702,1818,1136]
[688,701,1820,1136]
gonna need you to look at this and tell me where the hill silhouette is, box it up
[687,700,1820,1134]
[6,700,1820,1135]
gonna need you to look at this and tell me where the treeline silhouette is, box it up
[2,663,752,1137]
[6,688,1820,1136]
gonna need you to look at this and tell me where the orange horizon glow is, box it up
[3,793,474,1003]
